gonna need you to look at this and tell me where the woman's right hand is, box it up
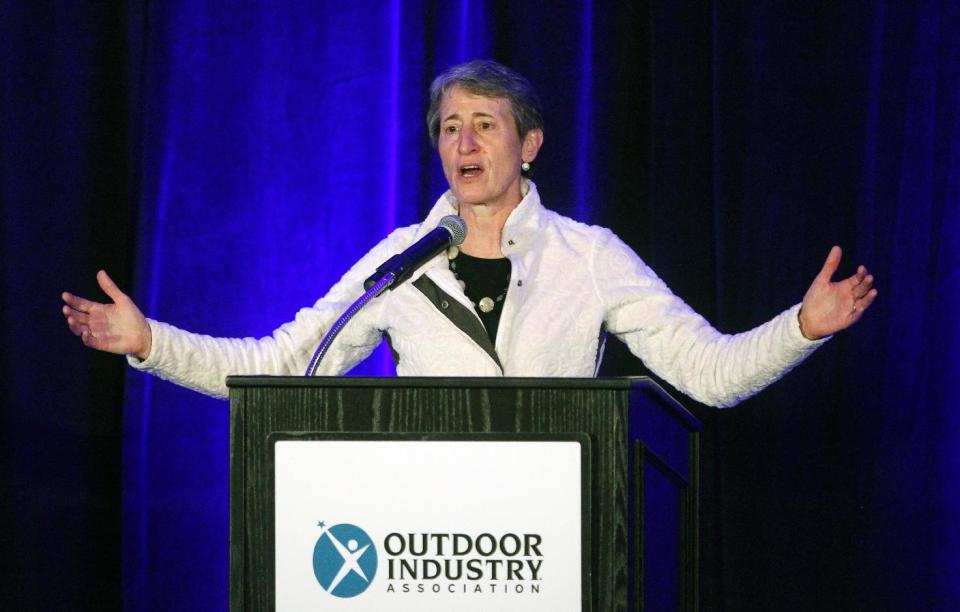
[62,270,152,360]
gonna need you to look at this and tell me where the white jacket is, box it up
[130,181,826,407]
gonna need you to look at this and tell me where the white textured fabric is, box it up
[129,181,827,407]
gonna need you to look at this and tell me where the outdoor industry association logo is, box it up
[313,521,378,598]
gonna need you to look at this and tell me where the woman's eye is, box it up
[444,125,459,133]
[479,121,493,130]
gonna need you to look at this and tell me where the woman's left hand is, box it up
[798,246,877,340]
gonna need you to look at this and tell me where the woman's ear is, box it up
[522,128,544,163]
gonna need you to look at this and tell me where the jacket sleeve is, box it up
[591,229,828,408]
[126,231,408,399]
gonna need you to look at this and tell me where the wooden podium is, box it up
[227,376,700,611]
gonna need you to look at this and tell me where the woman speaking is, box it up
[61,60,876,407]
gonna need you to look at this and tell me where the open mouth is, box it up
[459,164,482,177]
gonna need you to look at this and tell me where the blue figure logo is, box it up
[313,522,378,598]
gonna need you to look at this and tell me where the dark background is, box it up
[3,1,957,610]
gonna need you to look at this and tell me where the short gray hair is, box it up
[426,60,544,147]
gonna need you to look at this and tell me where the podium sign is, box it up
[273,434,590,611]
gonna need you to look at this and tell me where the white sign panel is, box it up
[275,438,584,611]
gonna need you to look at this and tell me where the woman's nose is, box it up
[458,129,478,154]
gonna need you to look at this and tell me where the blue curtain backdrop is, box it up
[2,1,958,610]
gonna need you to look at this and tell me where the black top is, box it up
[449,251,512,345]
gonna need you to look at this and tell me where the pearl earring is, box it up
[521,161,531,172]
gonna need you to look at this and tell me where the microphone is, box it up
[363,215,467,295]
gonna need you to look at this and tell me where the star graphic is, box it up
[317,520,326,529]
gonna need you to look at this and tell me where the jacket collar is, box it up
[415,179,546,257]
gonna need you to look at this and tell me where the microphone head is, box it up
[439,215,467,246]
